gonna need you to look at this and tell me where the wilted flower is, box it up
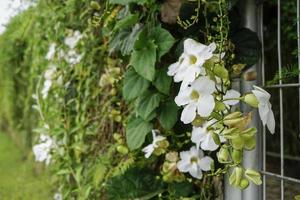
[32,134,53,165]
[142,130,167,158]
[168,38,216,89]
[252,86,275,134]
[175,76,216,124]
[177,146,213,179]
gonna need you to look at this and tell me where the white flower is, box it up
[41,65,57,99]
[168,38,216,89]
[32,134,53,165]
[191,120,226,151]
[44,64,57,80]
[64,30,82,49]
[65,50,83,65]
[252,86,275,134]
[41,80,52,99]
[175,76,216,124]
[46,43,56,60]
[53,193,62,200]
[177,146,213,179]
[223,89,241,107]
[142,130,166,158]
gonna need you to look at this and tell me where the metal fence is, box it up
[225,0,300,199]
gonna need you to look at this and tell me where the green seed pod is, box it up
[212,132,221,145]
[231,136,245,150]
[214,63,229,79]
[244,136,256,150]
[217,146,230,163]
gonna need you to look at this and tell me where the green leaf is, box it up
[231,28,261,68]
[126,117,152,150]
[295,195,300,200]
[109,24,143,56]
[109,0,147,5]
[158,100,178,130]
[150,26,176,59]
[107,167,164,200]
[113,14,139,32]
[122,67,150,101]
[136,91,162,120]
[153,68,172,95]
[130,40,157,81]
[169,181,194,198]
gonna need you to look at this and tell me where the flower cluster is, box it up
[142,38,275,188]
[32,134,54,165]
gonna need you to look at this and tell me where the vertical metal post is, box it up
[240,0,263,200]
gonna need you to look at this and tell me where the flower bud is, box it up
[192,115,205,127]
[239,178,250,189]
[214,101,226,111]
[117,145,129,155]
[243,93,259,108]
[231,136,244,150]
[224,112,243,120]
[229,167,244,186]
[217,146,230,163]
[241,128,257,139]
[212,132,221,145]
[214,64,229,79]
[232,63,246,75]
[232,149,243,164]
[90,1,101,10]
[244,136,256,150]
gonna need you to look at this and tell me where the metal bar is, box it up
[264,83,300,88]
[266,151,300,162]
[297,0,300,176]
[260,171,300,184]
[240,0,263,200]
[258,3,266,200]
[277,0,285,199]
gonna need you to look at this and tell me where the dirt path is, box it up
[0,132,52,200]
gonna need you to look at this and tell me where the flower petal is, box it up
[177,160,190,172]
[267,109,275,134]
[175,87,192,106]
[197,95,215,117]
[142,145,154,158]
[200,133,219,151]
[199,156,213,171]
[223,89,241,106]
[191,126,207,149]
[189,163,203,179]
[192,76,215,95]
[180,103,197,124]
[167,62,179,76]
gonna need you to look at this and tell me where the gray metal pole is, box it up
[239,0,263,200]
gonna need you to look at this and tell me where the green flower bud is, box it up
[239,178,250,189]
[214,63,229,79]
[245,169,262,185]
[244,136,256,150]
[224,111,243,120]
[232,149,243,164]
[232,63,246,75]
[113,133,122,141]
[229,167,244,187]
[90,1,101,10]
[215,101,226,111]
[231,136,245,150]
[212,132,221,145]
[117,145,129,155]
[241,128,257,139]
[243,93,259,108]
[217,146,230,163]
[165,152,179,162]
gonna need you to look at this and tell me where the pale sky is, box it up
[0,0,29,33]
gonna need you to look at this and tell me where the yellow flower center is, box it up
[189,55,197,65]
[190,90,200,100]
[190,156,198,164]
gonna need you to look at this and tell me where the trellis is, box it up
[225,0,300,199]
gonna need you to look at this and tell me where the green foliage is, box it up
[107,167,164,200]
[122,67,150,101]
[153,68,172,95]
[136,91,162,120]
[158,100,178,130]
[126,117,152,150]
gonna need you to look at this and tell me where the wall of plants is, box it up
[0,0,273,199]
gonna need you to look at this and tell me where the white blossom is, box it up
[177,146,213,179]
[53,193,62,200]
[41,65,57,99]
[64,30,82,49]
[168,38,216,89]
[32,134,53,165]
[65,50,83,65]
[223,89,241,107]
[175,76,216,124]
[46,43,56,61]
[252,86,275,134]
[191,120,225,151]
[142,130,166,158]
